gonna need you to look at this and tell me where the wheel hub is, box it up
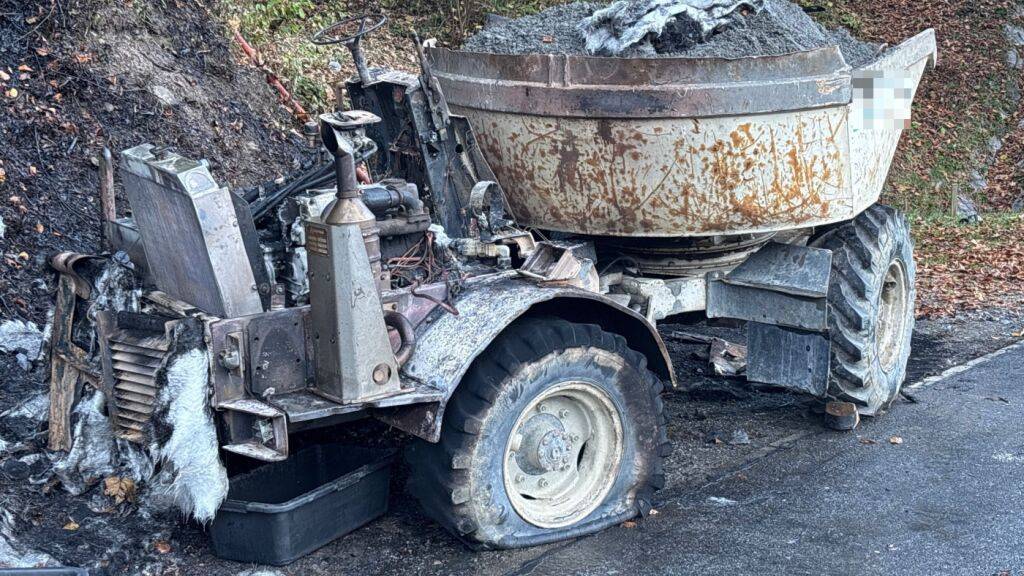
[503,381,623,529]
[537,430,572,472]
[515,413,574,474]
[876,258,910,373]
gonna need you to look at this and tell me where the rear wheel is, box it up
[407,318,669,549]
[813,204,916,415]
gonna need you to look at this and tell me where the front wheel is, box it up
[407,318,669,549]
[813,204,916,415]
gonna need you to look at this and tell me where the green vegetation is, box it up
[221,0,561,111]
[795,0,862,32]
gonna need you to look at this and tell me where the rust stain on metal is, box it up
[430,33,938,237]
[468,106,852,237]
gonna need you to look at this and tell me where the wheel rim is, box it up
[503,381,623,528]
[876,258,910,373]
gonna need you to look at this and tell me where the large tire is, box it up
[407,317,669,549]
[812,204,916,415]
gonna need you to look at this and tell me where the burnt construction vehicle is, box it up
[47,15,936,549]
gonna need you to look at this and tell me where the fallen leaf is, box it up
[621,520,637,529]
[0,168,5,184]
[648,508,659,516]
[889,436,903,445]
[17,252,28,261]
[17,64,32,73]
[153,540,172,554]
[35,47,49,57]
[541,35,554,43]
[103,476,136,504]
[34,223,44,233]
[0,70,9,82]
[74,52,92,64]
[4,88,17,99]
[859,438,878,445]
[63,521,79,531]
[25,16,38,24]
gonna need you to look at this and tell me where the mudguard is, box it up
[379,273,674,442]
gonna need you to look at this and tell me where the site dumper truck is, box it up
[46,16,937,549]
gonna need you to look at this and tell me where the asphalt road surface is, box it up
[179,339,1022,576]
[5,317,1022,575]
[490,344,1024,576]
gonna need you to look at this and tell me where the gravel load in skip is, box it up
[463,0,880,67]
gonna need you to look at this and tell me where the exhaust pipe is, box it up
[305,110,406,404]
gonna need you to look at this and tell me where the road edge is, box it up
[905,338,1024,391]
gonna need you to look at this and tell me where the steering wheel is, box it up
[311,14,387,46]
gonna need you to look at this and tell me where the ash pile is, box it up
[463,0,881,66]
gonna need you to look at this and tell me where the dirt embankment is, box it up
[0,0,306,327]
[0,1,315,570]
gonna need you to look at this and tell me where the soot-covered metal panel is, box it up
[119,144,263,318]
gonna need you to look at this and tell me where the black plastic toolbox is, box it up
[210,444,393,566]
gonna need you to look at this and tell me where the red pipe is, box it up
[233,30,309,122]
[356,163,371,184]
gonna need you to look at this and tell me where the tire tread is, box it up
[408,317,668,548]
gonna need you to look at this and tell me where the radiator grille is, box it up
[108,333,169,442]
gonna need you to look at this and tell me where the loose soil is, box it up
[462,0,878,65]
[0,0,307,327]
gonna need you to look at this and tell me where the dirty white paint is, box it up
[148,349,228,523]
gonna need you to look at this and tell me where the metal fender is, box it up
[378,273,674,442]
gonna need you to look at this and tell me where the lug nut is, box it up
[515,474,524,484]
[558,409,569,419]
[537,403,548,413]
[538,478,549,488]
